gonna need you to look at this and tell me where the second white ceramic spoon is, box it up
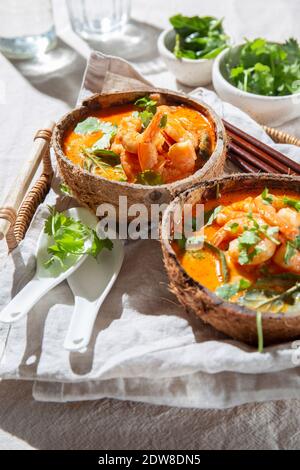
[64,237,124,352]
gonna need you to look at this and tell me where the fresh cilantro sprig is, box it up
[261,187,273,205]
[227,37,300,96]
[284,236,300,264]
[237,213,280,265]
[134,96,158,129]
[44,206,113,269]
[215,278,251,300]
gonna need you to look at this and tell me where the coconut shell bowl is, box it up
[52,90,226,214]
[161,174,300,347]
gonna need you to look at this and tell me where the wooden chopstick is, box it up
[228,141,281,173]
[227,131,291,174]
[228,152,258,173]
[224,120,300,175]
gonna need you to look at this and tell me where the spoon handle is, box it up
[0,277,55,323]
[63,296,104,351]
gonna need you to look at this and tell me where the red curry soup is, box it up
[174,188,300,314]
[63,94,215,185]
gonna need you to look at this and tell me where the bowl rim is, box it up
[52,88,227,191]
[158,28,215,64]
[161,173,300,320]
[213,43,300,101]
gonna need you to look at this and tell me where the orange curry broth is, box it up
[174,189,300,292]
[63,104,215,182]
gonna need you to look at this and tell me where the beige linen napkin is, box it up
[1,52,300,408]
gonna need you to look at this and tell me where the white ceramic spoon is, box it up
[64,237,124,352]
[0,207,96,324]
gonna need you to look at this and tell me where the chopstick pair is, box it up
[224,120,300,176]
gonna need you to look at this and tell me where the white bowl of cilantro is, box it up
[213,38,300,126]
[158,14,229,87]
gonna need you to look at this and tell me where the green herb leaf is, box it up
[261,187,273,205]
[136,170,163,186]
[238,229,260,246]
[139,110,155,129]
[215,283,239,300]
[60,183,72,196]
[134,97,157,113]
[90,149,121,165]
[284,235,300,264]
[159,114,168,129]
[134,96,158,129]
[74,117,102,135]
[204,205,223,226]
[91,131,117,153]
[43,206,112,269]
[229,222,239,234]
[169,14,229,61]
[283,196,300,212]
[237,227,262,265]
[227,37,300,97]
[285,241,297,264]
[215,278,251,300]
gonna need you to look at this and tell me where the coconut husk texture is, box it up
[161,174,300,346]
[52,90,227,216]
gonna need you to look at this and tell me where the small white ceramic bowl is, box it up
[213,45,300,126]
[158,28,215,87]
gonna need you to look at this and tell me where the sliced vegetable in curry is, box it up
[63,94,215,185]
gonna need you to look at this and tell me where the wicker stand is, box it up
[0,125,54,251]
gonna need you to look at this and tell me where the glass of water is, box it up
[67,0,148,60]
[67,0,131,40]
[0,0,57,60]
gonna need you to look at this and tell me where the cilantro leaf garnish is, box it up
[284,236,300,264]
[159,114,168,129]
[215,278,251,300]
[238,229,260,246]
[261,188,273,205]
[74,117,102,135]
[229,222,239,234]
[75,117,117,135]
[44,206,113,269]
[134,96,158,130]
[134,97,157,113]
[282,196,300,212]
[227,37,300,96]
[139,110,155,129]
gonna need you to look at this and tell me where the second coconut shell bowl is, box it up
[161,174,300,347]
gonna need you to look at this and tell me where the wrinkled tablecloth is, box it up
[1,0,300,451]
